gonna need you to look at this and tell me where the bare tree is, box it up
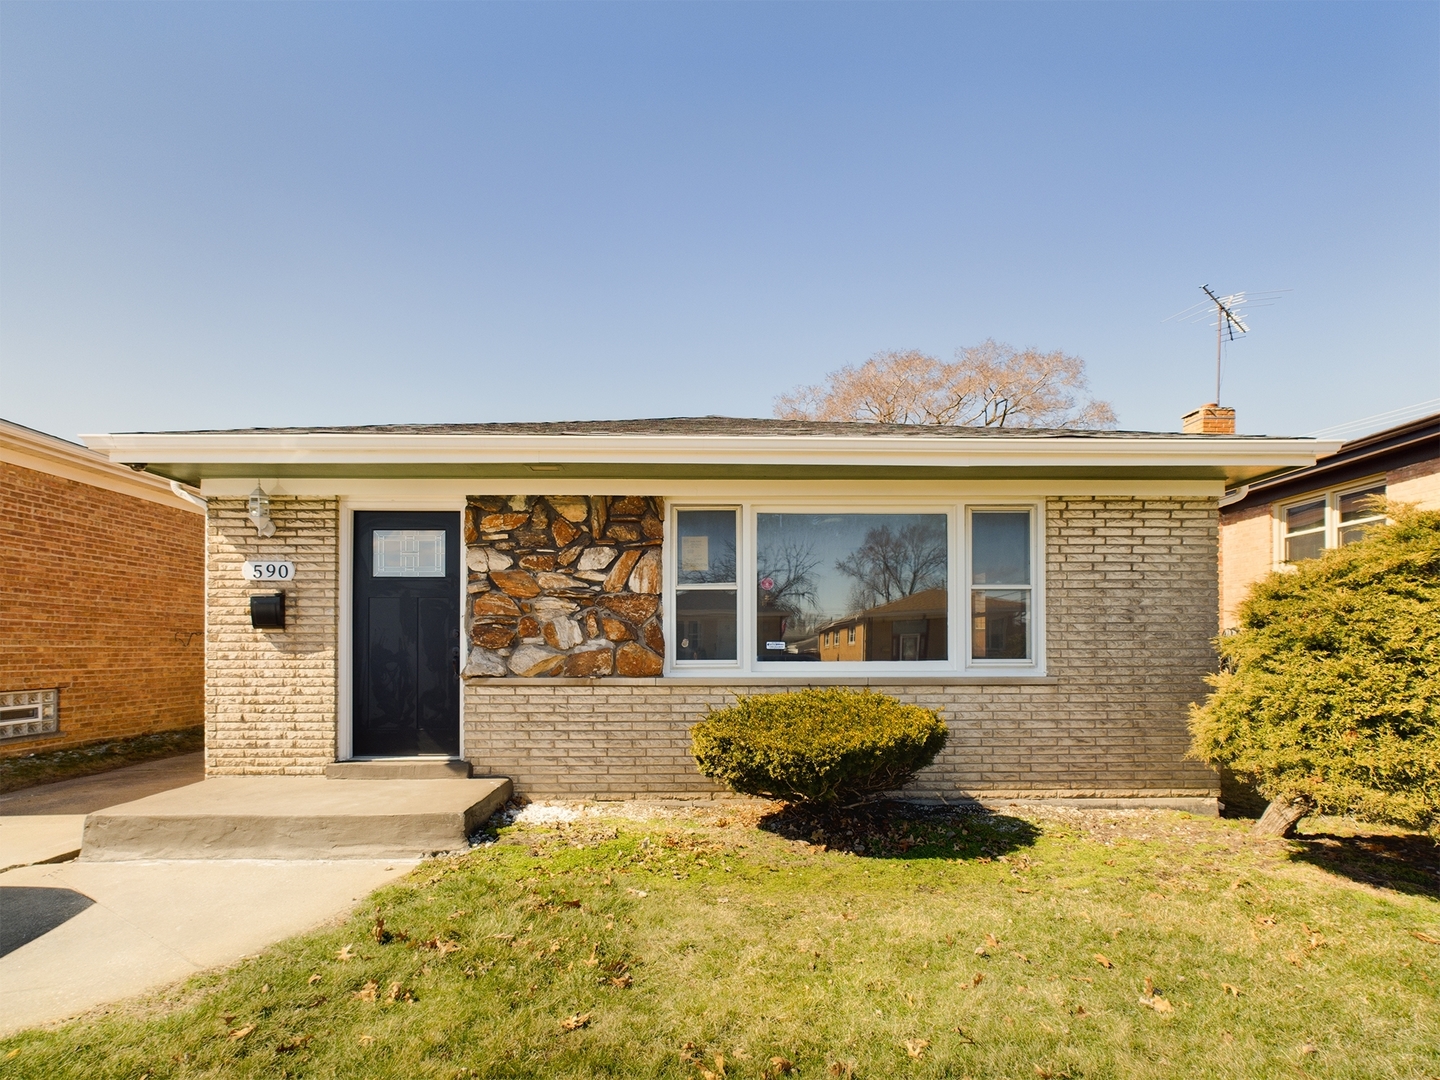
[774,340,1117,429]
[836,520,947,612]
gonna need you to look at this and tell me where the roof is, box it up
[818,588,949,630]
[0,418,205,514]
[1222,411,1439,515]
[80,415,1340,487]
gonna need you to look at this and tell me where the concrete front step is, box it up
[79,777,512,861]
[325,759,472,780]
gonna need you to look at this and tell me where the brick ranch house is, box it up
[1,418,205,755]
[1219,411,1440,628]
[83,418,1333,811]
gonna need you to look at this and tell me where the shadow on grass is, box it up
[1288,830,1440,901]
[756,799,1040,861]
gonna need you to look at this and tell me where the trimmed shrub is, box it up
[1189,503,1440,836]
[691,688,947,805]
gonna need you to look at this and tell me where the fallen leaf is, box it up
[626,888,648,898]
[1300,1042,1317,1055]
[1094,954,1113,969]
[769,1057,794,1074]
[1144,976,1154,997]
[358,1034,374,1046]
[971,972,985,987]
[828,1063,855,1078]
[610,974,633,988]
[335,944,354,962]
[560,1012,592,1031]
[1411,931,1440,945]
[307,973,322,985]
[1222,983,1242,996]
[563,899,582,908]
[986,933,1001,948]
[260,984,271,994]
[1073,1005,1088,1016]
[387,981,413,1003]
[227,1024,256,1041]
[449,909,469,919]
[1138,994,1173,1013]
[354,981,379,1002]
[904,1038,930,1059]
[276,1034,312,1053]
[715,1052,728,1075]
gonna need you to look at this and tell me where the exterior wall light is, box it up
[248,486,276,538]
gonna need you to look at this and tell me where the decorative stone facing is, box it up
[463,496,1222,803]
[205,497,339,775]
[462,496,665,679]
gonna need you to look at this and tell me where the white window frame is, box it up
[1274,477,1387,566]
[662,499,1045,677]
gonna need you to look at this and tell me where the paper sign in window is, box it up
[680,535,710,572]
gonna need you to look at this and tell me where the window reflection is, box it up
[756,513,947,662]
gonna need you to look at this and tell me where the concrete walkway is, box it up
[0,857,410,1036]
[0,752,204,816]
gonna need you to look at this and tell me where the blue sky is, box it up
[2,2,1436,441]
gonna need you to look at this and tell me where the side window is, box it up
[1337,486,1385,546]
[970,510,1032,662]
[1283,499,1326,563]
[673,510,738,663]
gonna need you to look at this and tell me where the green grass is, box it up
[3,804,1438,1079]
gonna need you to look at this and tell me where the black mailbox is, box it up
[250,592,286,630]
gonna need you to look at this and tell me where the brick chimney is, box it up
[1182,403,1236,434]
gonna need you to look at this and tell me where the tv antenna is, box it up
[1164,285,1287,403]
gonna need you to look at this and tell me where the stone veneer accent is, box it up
[206,497,339,774]
[463,496,1221,802]
[462,496,665,679]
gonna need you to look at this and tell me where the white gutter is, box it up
[80,431,1343,475]
[169,480,208,510]
[1218,484,1250,509]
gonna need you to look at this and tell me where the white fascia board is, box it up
[80,431,1342,472]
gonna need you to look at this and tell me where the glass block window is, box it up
[0,689,58,741]
[373,530,446,577]
[673,509,738,662]
[970,510,1032,661]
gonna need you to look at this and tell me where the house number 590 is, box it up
[242,560,295,581]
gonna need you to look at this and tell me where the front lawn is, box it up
[4,802,1438,1079]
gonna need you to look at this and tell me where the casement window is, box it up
[1280,482,1386,564]
[666,502,1042,675]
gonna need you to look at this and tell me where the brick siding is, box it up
[205,498,338,774]
[0,462,204,755]
[463,496,1221,801]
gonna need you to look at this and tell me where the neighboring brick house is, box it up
[1219,412,1440,628]
[84,418,1332,809]
[1,419,206,755]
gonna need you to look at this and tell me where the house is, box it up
[81,416,1334,810]
[1219,411,1440,628]
[1,419,206,755]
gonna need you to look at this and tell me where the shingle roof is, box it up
[129,415,1274,439]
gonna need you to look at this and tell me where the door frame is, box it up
[337,498,469,761]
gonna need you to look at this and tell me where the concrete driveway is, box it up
[0,755,413,1036]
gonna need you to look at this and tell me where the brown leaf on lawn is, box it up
[1094,954,1113,969]
[1412,931,1440,945]
[1222,983,1242,996]
[563,899,582,908]
[986,933,1001,949]
[769,1057,794,1074]
[307,973,322,985]
[609,974,633,988]
[904,1038,930,1059]
[560,1012,592,1031]
[1256,916,1276,928]
[357,1033,374,1046]
[1144,976,1154,997]
[449,909,469,919]
[354,981,379,1002]
[679,1042,699,1063]
[584,945,600,967]
[828,1063,855,1078]
[714,1052,727,1074]
[372,912,389,944]
[971,972,985,987]
[1073,1005,1088,1016]
[227,1024,256,1041]
[626,888,647,898]
[387,981,415,1003]
[1138,993,1173,1014]
[974,946,988,957]
[276,1034,312,1053]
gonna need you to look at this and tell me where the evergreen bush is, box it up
[691,687,947,805]
[1190,503,1440,836]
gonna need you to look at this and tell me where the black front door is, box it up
[353,511,461,757]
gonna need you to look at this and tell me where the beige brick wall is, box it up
[1389,456,1440,508]
[206,498,339,774]
[463,496,1221,801]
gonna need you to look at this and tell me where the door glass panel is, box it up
[755,513,947,662]
[373,530,446,577]
[674,589,737,661]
